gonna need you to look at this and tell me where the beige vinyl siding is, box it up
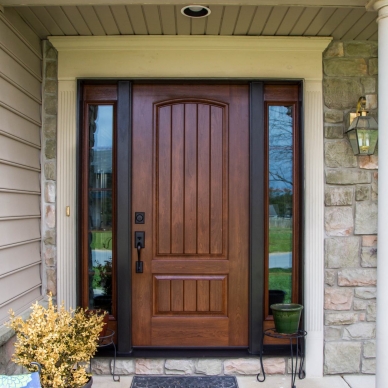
[0,106,40,146]
[0,78,41,123]
[0,9,42,323]
[0,49,41,101]
[0,164,40,192]
[0,136,40,170]
[0,193,40,218]
[1,8,41,54]
[0,288,42,325]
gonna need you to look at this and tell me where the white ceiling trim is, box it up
[49,35,332,80]
[49,35,332,52]
[1,0,369,8]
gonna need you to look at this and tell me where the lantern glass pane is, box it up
[346,128,360,155]
[356,128,378,155]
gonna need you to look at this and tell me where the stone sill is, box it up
[91,357,290,376]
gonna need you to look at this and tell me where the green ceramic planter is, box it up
[271,303,303,334]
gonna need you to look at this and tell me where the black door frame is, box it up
[78,79,303,356]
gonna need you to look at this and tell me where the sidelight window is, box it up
[87,105,114,312]
[264,85,301,325]
[80,85,118,327]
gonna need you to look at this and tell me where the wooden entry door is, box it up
[131,84,249,347]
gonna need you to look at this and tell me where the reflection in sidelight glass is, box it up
[268,105,293,308]
[88,105,113,313]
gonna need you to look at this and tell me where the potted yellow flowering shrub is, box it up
[6,294,105,388]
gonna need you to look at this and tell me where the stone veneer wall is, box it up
[323,40,378,375]
[42,40,58,298]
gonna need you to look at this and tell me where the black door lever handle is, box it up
[137,243,142,260]
[135,232,145,273]
[136,243,143,273]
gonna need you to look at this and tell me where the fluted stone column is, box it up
[370,1,388,387]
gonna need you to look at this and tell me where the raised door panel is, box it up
[151,317,229,346]
[153,275,227,316]
[156,100,226,257]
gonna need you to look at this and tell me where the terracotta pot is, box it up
[271,303,303,334]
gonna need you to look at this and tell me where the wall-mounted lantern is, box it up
[346,96,378,155]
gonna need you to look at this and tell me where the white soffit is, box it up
[4,3,377,40]
[0,0,371,7]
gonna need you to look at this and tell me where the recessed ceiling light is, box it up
[181,5,211,18]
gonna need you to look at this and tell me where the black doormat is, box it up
[130,376,238,388]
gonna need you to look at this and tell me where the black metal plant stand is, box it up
[257,328,307,388]
[91,328,120,382]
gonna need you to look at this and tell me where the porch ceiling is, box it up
[2,2,377,40]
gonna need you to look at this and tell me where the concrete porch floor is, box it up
[92,375,376,387]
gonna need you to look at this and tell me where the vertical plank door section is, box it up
[132,84,249,347]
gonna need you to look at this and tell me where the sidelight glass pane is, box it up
[88,191,113,231]
[268,105,293,308]
[87,105,114,313]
